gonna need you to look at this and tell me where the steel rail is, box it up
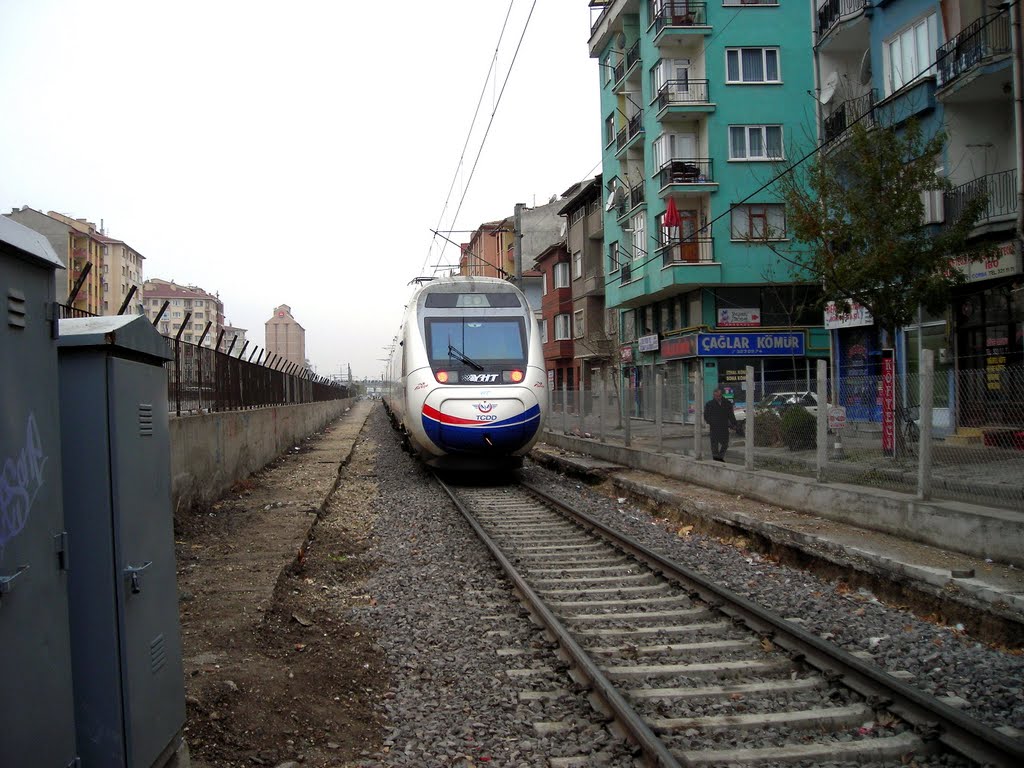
[519,479,1024,768]
[435,475,685,768]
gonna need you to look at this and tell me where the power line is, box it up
[431,0,539,275]
[419,0,518,277]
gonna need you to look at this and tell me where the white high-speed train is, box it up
[383,275,548,470]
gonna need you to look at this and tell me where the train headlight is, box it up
[503,369,525,383]
[435,370,457,383]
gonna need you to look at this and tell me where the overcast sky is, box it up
[0,1,601,379]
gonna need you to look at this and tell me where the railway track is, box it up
[437,476,1024,767]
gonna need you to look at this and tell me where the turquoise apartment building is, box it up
[588,0,830,421]
[817,0,1022,433]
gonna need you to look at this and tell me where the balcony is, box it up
[822,90,875,144]
[616,182,646,219]
[945,169,1018,230]
[613,40,641,86]
[936,10,1011,89]
[615,112,644,154]
[657,159,716,192]
[817,0,871,39]
[656,79,714,116]
[659,235,714,265]
[651,2,708,33]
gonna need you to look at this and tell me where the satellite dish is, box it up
[859,49,872,86]
[818,71,839,104]
[615,32,626,50]
[605,183,625,212]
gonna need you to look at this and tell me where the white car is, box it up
[758,391,821,415]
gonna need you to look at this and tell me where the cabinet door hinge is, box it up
[55,531,70,571]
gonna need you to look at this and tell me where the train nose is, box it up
[421,395,541,453]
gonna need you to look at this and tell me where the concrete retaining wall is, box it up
[541,430,1024,567]
[169,399,353,514]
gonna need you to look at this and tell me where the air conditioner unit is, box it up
[921,189,945,224]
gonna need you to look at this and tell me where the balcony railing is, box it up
[625,40,641,71]
[822,90,875,144]
[937,10,1011,87]
[659,236,714,264]
[658,158,714,187]
[650,2,708,32]
[657,79,710,108]
[616,182,646,218]
[945,169,1018,227]
[817,0,870,37]
[615,112,643,151]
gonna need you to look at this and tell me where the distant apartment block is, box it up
[265,304,306,368]
[4,206,107,315]
[143,278,225,349]
[221,322,249,357]
[95,232,145,316]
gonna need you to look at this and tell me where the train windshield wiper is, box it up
[448,344,484,371]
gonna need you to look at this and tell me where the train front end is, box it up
[407,280,547,470]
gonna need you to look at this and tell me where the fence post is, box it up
[816,359,828,482]
[578,380,585,436]
[745,364,754,470]
[694,363,704,460]
[599,368,606,443]
[562,380,568,434]
[918,349,934,500]
[656,371,664,452]
[624,374,632,447]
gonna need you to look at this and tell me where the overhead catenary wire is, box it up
[429,0,539,275]
[605,4,1019,290]
[419,0,518,278]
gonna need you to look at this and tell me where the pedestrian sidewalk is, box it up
[534,426,1024,634]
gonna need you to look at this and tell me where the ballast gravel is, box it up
[350,408,1023,765]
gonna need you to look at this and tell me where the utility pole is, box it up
[513,202,525,286]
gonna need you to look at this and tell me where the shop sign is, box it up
[824,301,874,330]
[951,240,1021,283]
[881,349,895,456]
[619,345,634,363]
[827,406,847,430]
[638,334,660,352]
[717,307,761,327]
[696,332,805,356]
[661,333,698,359]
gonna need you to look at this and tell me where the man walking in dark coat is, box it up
[704,388,737,461]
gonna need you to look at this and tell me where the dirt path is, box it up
[175,401,386,767]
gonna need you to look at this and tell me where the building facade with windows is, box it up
[95,232,145,316]
[5,207,106,315]
[817,0,1022,434]
[143,278,225,348]
[266,304,306,368]
[559,174,617,392]
[589,0,829,421]
[536,240,578,395]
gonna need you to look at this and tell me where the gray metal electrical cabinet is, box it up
[57,315,185,768]
[0,217,79,767]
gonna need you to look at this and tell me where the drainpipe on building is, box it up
[1011,0,1024,247]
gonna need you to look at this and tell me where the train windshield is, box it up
[425,318,526,364]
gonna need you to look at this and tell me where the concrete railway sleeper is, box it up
[436,475,1024,767]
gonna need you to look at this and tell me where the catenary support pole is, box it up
[656,371,664,452]
[816,359,828,481]
[694,363,704,460]
[745,365,754,470]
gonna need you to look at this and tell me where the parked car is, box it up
[757,391,821,415]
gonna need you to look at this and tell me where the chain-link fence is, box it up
[546,355,1024,510]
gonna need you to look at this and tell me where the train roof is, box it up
[416,275,520,293]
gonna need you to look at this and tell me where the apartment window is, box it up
[542,271,548,295]
[726,48,780,83]
[541,319,548,344]
[621,309,636,342]
[605,113,615,146]
[883,13,938,95]
[609,241,620,270]
[574,309,585,338]
[172,311,181,318]
[572,250,582,279]
[731,204,787,240]
[729,125,783,160]
[603,53,613,84]
[554,262,570,288]
[196,300,205,307]
[195,311,204,318]
[554,313,572,340]
[630,213,646,260]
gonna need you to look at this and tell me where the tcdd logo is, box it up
[474,402,494,413]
